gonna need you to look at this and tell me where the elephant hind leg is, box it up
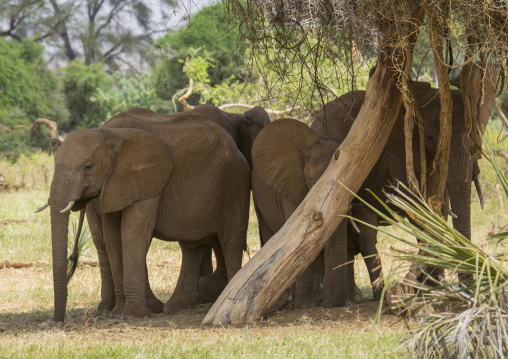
[293,265,320,309]
[164,243,210,313]
[353,206,384,301]
[197,246,228,304]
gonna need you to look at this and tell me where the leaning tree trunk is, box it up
[203,49,407,325]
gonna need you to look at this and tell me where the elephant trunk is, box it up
[50,198,70,322]
[49,171,80,322]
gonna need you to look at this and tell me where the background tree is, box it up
[153,2,248,111]
[0,0,179,69]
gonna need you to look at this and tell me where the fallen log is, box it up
[0,261,46,269]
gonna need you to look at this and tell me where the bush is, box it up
[0,38,68,128]
[0,152,54,192]
[153,3,247,109]
[60,60,113,130]
[90,72,170,120]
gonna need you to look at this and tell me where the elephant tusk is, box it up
[33,201,49,213]
[60,200,76,214]
[447,208,458,219]
[349,218,360,233]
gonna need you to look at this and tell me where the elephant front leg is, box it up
[145,262,164,313]
[102,211,125,317]
[118,195,160,319]
[164,243,210,313]
[86,201,116,313]
[323,220,348,307]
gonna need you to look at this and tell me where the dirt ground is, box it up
[0,299,401,340]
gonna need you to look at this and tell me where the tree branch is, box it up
[219,103,301,118]
[178,77,195,111]
[30,118,64,144]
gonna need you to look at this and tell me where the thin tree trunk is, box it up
[203,48,406,326]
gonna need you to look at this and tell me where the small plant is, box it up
[67,217,93,282]
[359,131,508,358]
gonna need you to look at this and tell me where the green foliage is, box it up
[90,72,170,121]
[0,127,58,161]
[153,3,247,109]
[196,47,372,116]
[0,38,68,128]
[60,60,113,130]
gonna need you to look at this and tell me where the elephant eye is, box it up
[84,164,93,171]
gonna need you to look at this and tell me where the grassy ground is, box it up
[0,151,505,358]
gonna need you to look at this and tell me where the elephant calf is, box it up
[251,118,384,309]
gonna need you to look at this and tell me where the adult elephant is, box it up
[311,70,497,244]
[311,68,497,290]
[178,104,271,303]
[251,118,386,308]
[39,108,251,322]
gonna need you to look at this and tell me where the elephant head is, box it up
[46,127,172,321]
[251,118,348,307]
[252,118,340,207]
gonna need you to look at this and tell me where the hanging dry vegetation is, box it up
[203,0,508,325]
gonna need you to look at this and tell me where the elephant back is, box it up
[310,90,365,141]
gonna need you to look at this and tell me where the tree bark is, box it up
[202,48,405,326]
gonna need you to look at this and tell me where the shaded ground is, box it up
[0,300,400,340]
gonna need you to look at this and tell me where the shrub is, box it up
[0,38,68,128]
[0,152,54,191]
[60,60,113,130]
[90,72,170,120]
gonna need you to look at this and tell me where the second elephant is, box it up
[251,118,385,308]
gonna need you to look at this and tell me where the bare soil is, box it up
[0,300,401,340]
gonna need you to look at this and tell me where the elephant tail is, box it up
[473,159,485,210]
[474,175,485,210]
[67,209,85,283]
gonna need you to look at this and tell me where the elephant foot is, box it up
[146,294,164,313]
[97,300,115,313]
[119,302,151,319]
[163,295,195,314]
[293,295,319,309]
[197,272,228,304]
[110,301,125,318]
[372,287,384,302]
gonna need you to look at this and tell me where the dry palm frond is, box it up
[345,131,508,357]
[361,182,508,358]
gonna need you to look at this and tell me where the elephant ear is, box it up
[245,106,271,126]
[100,128,173,213]
[252,118,318,205]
